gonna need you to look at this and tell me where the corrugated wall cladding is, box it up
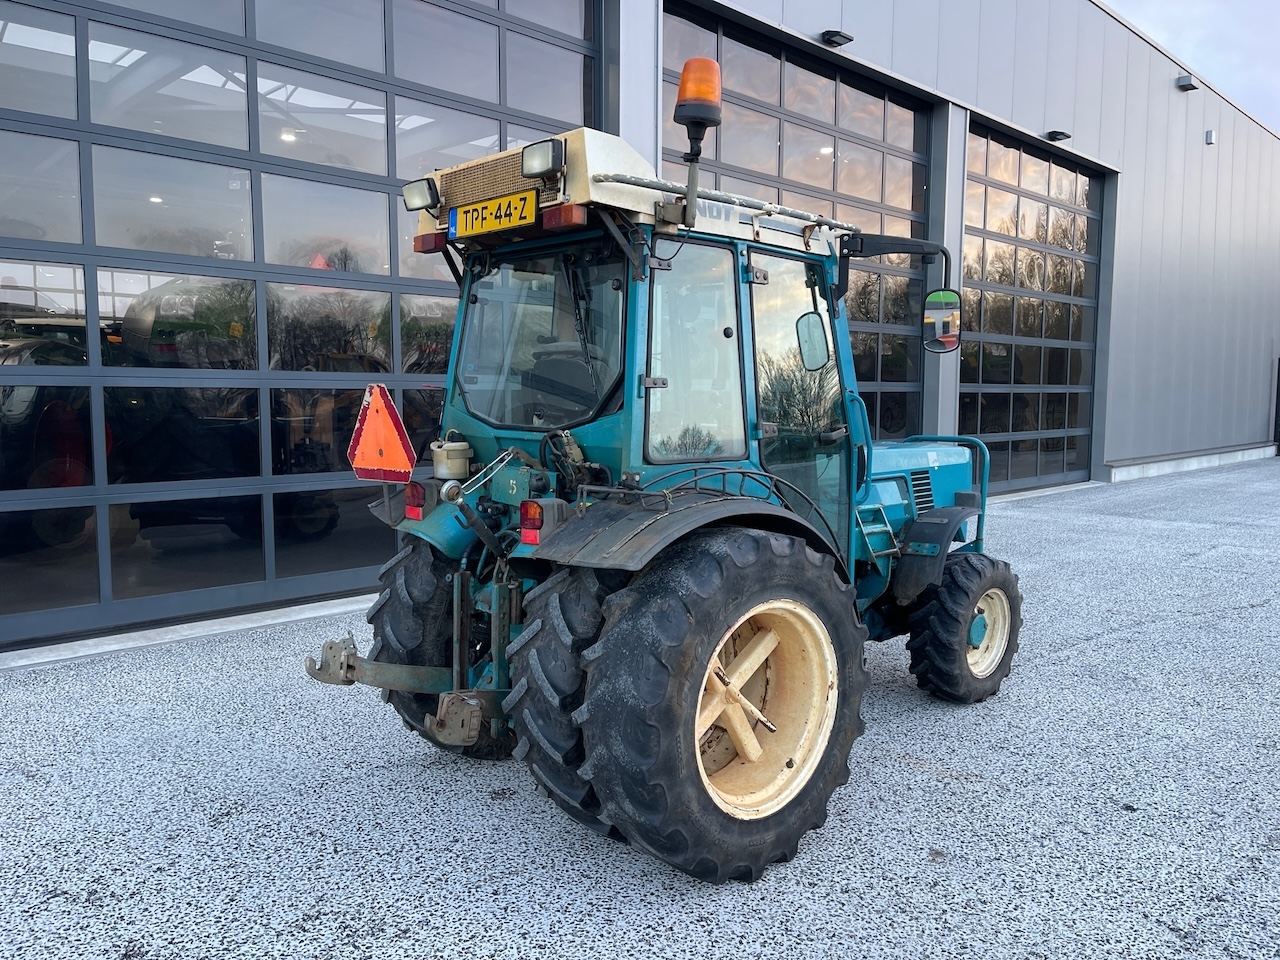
[723,0,1280,466]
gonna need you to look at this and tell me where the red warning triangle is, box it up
[347,384,416,482]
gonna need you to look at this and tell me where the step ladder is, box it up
[855,503,901,578]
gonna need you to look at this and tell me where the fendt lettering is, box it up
[306,57,1022,884]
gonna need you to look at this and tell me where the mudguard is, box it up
[529,492,847,577]
[890,506,980,606]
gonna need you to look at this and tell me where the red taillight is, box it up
[413,232,448,253]
[520,500,543,545]
[542,204,588,231]
[404,481,426,521]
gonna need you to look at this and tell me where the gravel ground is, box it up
[3,460,1279,960]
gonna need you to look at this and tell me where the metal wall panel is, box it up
[687,0,1280,468]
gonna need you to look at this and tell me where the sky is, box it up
[1103,0,1280,134]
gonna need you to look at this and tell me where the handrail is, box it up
[904,434,990,551]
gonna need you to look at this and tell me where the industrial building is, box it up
[2,0,1277,646]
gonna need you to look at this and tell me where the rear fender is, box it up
[890,506,980,605]
[526,494,848,580]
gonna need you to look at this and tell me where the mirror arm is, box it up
[832,233,952,300]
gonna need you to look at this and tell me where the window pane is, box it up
[964,182,984,228]
[1043,393,1066,429]
[393,1,496,101]
[401,294,456,374]
[835,204,880,234]
[851,332,876,382]
[844,270,880,323]
[507,124,555,150]
[985,187,1017,236]
[987,139,1018,184]
[99,270,256,369]
[878,392,919,439]
[784,61,834,122]
[837,140,881,201]
[1069,349,1093,386]
[885,100,921,152]
[1044,347,1069,384]
[507,33,585,126]
[961,235,983,282]
[93,146,250,259]
[1019,200,1047,242]
[267,282,391,372]
[105,386,260,482]
[1013,344,1041,384]
[983,292,1012,336]
[959,345,978,385]
[1072,306,1095,342]
[0,131,81,244]
[880,335,919,382]
[1017,248,1044,290]
[261,174,389,275]
[404,387,443,454]
[781,190,831,218]
[1068,392,1092,429]
[958,390,978,429]
[1010,438,1037,479]
[100,0,244,35]
[1016,297,1042,338]
[966,132,986,175]
[1013,393,1039,431]
[839,84,883,140]
[1045,254,1072,295]
[987,440,1010,482]
[663,14,715,72]
[961,287,980,332]
[721,103,778,175]
[0,258,87,362]
[782,122,833,189]
[646,239,745,462]
[0,384,91,490]
[0,506,98,612]
[980,389,1010,430]
[505,0,586,37]
[395,97,498,180]
[882,275,922,325]
[271,388,366,474]
[722,35,778,103]
[396,207,455,283]
[984,240,1015,287]
[256,0,384,71]
[1050,162,1077,204]
[89,23,247,149]
[0,1,76,118]
[884,155,924,212]
[258,64,386,175]
[981,343,1012,385]
[1039,438,1065,476]
[110,496,264,599]
[1048,206,1074,249]
[275,487,391,576]
[1020,154,1049,194]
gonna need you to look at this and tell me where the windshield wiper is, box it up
[559,259,603,399]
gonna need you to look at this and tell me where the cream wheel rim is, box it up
[694,599,839,820]
[967,588,1011,679]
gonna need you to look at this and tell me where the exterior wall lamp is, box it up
[821,29,854,47]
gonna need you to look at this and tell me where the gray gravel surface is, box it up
[3,460,1279,960]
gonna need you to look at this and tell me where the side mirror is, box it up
[922,289,962,354]
[795,311,830,370]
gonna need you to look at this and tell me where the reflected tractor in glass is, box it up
[306,58,1023,883]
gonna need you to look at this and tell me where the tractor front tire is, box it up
[504,567,627,840]
[906,552,1022,704]
[575,529,867,883]
[367,538,513,760]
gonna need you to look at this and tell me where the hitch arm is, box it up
[305,632,452,694]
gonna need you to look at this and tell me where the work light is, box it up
[401,177,440,212]
[521,139,565,179]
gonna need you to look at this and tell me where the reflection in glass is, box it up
[983,293,1012,336]
[985,240,1016,287]
[966,132,986,175]
[105,387,259,483]
[959,391,978,430]
[393,1,497,101]
[851,332,876,382]
[0,1,77,118]
[985,187,1017,235]
[99,270,256,369]
[1045,300,1070,340]
[100,0,244,35]
[844,270,880,322]
[271,388,365,474]
[89,23,248,149]
[0,506,98,613]
[402,294,457,374]
[0,259,86,361]
[397,207,457,284]
[837,140,881,201]
[884,155,923,212]
[885,101,922,152]
[256,0,384,71]
[964,182,984,229]
[961,236,983,282]
[722,35,778,103]
[987,440,1010,482]
[1017,249,1044,290]
[93,146,251,259]
[1016,298,1042,338]
[507,124,555,150]
[1019,200,1047,242]
[404,388,444,457]
[662,13,715,72]
[980,390,1010,430]
[1072,306,1095,342]
[959,345,979,385]
[987,139,1018,184]
[1069,350,1093,386]
[882,275,922,325]
[1048,206,1074,249]
[782,122,833,189]
[1043,393,1066,430]
[0,384,91,490]
[1010,438,1037,479]
[839,84,883,140]
[1020,154,1049,194]
[507,33,586,126]
[1039,437,1065,476]
[261,174,388,275]
[1046,254,1072,295]
[267,283,390,372]
[781,190,832,218]
[1068,392,1092,429]
[785,61,834,122]
[0,131,81,244]
[961,288,980,333]
[877,392,920,439]
[1044,347,1069,385]
[275,487,392,577]
[721,103,779,175]
[110,496,264,600]
[1013,392,1039,431]
[258,64,386,174]
[1050,162,1076,204]
[880,335,919,382]
[506,0,587,37]
[835,205,880,234]
[1013,345,1041,384]
[717,175,775,203]
[395,97,498,179]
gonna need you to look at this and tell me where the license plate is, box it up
[448,190,538,238]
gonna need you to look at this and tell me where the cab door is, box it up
[748,251,853,560]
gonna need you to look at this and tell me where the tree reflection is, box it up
[267,285,391,372]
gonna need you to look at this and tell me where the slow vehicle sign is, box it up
[347,383,416,482]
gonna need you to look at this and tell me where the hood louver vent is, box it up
[910,470,934,511]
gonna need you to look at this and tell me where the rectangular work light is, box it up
[521,139,565,179]
[402,177,440,212]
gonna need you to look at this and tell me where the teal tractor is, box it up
[306,58,1023,883]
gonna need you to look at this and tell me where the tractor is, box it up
[306,58,1022,883]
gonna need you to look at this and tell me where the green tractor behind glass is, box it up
[306,58,1023,883]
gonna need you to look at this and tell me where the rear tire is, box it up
[504,567,627,840]
[574,529,867,883]
[906,552,1022,704]
[367,538,513,760]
